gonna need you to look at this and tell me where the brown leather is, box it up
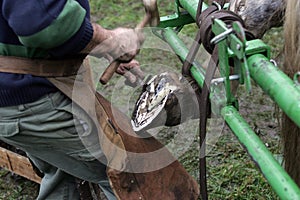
[96,93,199,200]
[198,47,219,200]
[0,55,84,77]
[48,59,200,200]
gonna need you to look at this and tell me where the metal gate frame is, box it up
[153,0,300,199]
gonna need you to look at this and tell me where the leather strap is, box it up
[181,1,209,199]
[199,9,245,54]
[198,47,218,200]
[0,55,84,77]
[181,2,244,200]
[181,0,203,77]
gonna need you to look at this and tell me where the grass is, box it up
[0,170,38,200]
[0,1,285,199]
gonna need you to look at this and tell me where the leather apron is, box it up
[0,55,199,200]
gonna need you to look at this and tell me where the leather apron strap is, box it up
[48,59,200,200]
[0,55,84,77]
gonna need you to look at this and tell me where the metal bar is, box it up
[155,0,208,86]
[221,106,300,199]
[157,0,208,28]
[211,74,239,85]
[247,54,300,127]
[158,12,195,28]
[177,0,208,20]
[161,27,206,87]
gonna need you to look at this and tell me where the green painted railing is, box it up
[154,0,300,199]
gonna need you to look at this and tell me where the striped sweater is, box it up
[0,0,93,106]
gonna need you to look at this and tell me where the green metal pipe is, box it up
[158,1,300,198]
[158,0,208,87]
[162,27,205,87]
[222,106,300,199]
[248,54,300,127]
[177,0,208,20]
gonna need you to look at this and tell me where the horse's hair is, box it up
[229,0,285,38]
[282,0,300,187]
[284,0,300,74]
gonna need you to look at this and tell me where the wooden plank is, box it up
[0,147,41,184]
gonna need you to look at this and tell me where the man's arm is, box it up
[3,0,142,60]
[2,0,94,57]
[3,0,143,82]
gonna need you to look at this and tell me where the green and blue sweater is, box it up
[0,0,93,106]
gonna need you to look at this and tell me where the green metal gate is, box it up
[153,0,300,199]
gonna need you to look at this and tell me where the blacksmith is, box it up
[0,0,141,199]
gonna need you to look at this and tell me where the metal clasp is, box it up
[210,28,234,45]
[211,74,240,85]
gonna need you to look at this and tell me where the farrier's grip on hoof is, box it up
[99,0,159,85]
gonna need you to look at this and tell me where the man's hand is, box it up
[81,24,144,62]
[100,54,144,86]
[116,59,145,86]
[106,28,144,62]
[86,25,144,62]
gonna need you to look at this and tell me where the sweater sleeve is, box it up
[2,0,93,57]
